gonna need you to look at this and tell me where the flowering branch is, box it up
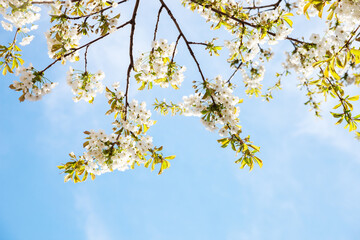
[64,0,129,20]
[124,0,141,118]
[152,5,164,42]
[40,20,132,74]
[160,0,206,82]
[189,0,309,45]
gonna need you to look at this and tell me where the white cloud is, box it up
[74,192,113,240]
[292,109,360,160]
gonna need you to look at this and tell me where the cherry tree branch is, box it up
[160,0,221,110]
[159,0,206,83]
[153,5,164,42]
[227,62,243,84]
[243,0,282,10]
[32,0,81,4]
[107,0,140,155]
[124,0,141,118]
[84,45,89,73]
[170,34,182,63]
[64,0,129,20]
[188,41,208,46]
[40,20,132,73]
[189,0,309,45]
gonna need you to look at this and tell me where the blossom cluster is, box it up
[182,0,293,94]
[284,0,360,85]
[0,1,40,29]
[45,0,121,61]
[45,20,81,61]
[9,64,57,101]
[0,0,40,47]
[79,86,157,175]
[183,1,293,48]
[240,63,265,90]
[134,39,186,89]
[181,75,241,137]
[82,128,153,175]
[66,67,105,103]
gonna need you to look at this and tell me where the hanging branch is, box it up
[124,0,141,118]
[227,62,243,84]
[159,0,206,83]
[64,0,129,20]
[160,0,220,112]
[84,45,89,73]
[153,5,164,42]
[243,0,282,10]
[189,0,309,45]
[40,20,132,74]
[170,34,182,63]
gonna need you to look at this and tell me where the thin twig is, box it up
[160,0,206,82]
[84,45,89,73]
[243,0,282,10]
[188,41,208,46]
[160,0,221,110]
[124,0,141,119]
[40,20,132,73]
[65,0,129,20]
[153,6,164,42]
[170,34,182,64]
[227,62,243,83]
[189,0,308,45]
[108,0,140,155]
[32,0,80,4]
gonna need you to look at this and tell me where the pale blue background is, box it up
[1,1,360,239]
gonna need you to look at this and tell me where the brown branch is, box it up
[338,24,360,53]
[188,41,208,46]
[170,34,182,64]
[64,0,129,20]
[108,0,140,155]
[160,0,206,83]
[153,5,164,42]
[124,0,141,119]
[189,0,308,45]
[160,0,221,111]
[32,0,80,4]
[12,28,20,44]
[227,62,243,83]
[84,45,89,73]
[40,20,132,73]
[319,66,351,121]
[243,0,282,10]
[32,1,128,21]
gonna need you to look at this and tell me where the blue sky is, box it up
[1,1,360,239]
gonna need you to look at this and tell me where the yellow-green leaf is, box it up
[164,155,176,160]
[348,95,359,101]
[90,173,96,180]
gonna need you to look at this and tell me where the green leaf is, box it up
[82,171,88,182]
[348,95,359,101]
[164,155,176,160]
[74,173,81,183]
[144,159,152,168]
[282,17,293,27]
[254,156,263,168]
[350,48,360,64]
[330,112,343,118]
[151,160,155,171]
[57,165,65,169]
[249,144,260,152]
[90,173,96,180]
[64,174,73,182]
[138,81,146,90]
[333,103,342,109]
